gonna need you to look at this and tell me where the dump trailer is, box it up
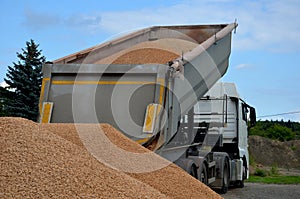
[39,23,255,193]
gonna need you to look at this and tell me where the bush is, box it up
[254,168,269,177]
[291,145,296,151]
[270,165,280,176]
[254,166,280,177]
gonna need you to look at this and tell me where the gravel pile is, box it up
[0,118,166,198]
[94,38,197,64]
[1,117,222,198]
[111,48,178,64]
[249,136,300,169]
[42,122,222,198]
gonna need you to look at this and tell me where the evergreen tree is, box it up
[0,87,9,116]
[3,39,46,121]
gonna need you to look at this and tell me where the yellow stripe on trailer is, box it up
[39,77,50,113]
[143,104,156,133]
[41,102,53,124]
[136,137,151,144]
[142,103,162,134]
[157,78,165,105]
[51,80,156,85]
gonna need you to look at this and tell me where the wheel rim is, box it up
[200,165,207,184]
[223,167,228,185]
[200,171,205,183]
[190,165,197,178]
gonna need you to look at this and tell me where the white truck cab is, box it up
[174,82,256,193]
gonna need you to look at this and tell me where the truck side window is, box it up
[242,103,248,122]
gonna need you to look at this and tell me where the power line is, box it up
[257,111,300,118]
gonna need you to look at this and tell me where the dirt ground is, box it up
[249,136,300,169]
[225,136,300,198]
[223,183,300,199]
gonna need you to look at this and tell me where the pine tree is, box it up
[0,87,9,116]
[4,39,46,121]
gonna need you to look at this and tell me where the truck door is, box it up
[238,102,249,153]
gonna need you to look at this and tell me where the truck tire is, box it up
[200,163,208,185]
[236,179,244,188]
[189,164,198,179]
[236,164,246,188]
[220,160,229,194]
[235,178,244,188]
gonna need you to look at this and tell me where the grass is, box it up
[247,152,300,184]
[246,175,300,184]
[247,165,300,184]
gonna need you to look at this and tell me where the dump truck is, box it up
[39,22,256,193]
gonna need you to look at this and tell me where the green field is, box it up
[247,175,300,184]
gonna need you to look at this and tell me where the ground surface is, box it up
[223,183,300,199]
[249,136,300,169]
[224,136,300,199]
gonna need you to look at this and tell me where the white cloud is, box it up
[64,14,102,34]
[232,0,300,52]
[0,81,8,88]
[295,114,300,123]
[96,0,300,53]
[0,81,16,92]
[22,8,61,30]
[98,3,228,33]
[20,0,300,52]
[235,63,253,70]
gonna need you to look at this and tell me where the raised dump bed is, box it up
[39,23,237,148]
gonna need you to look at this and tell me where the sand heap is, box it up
[93,38,198,65]
[0,118,165,198]
[0,117,222,199]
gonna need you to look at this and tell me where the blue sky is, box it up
[1,0,300,122]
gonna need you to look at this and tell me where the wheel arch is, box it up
[213,152,231,180]
[175,158,199,179]
[242,155,248,179]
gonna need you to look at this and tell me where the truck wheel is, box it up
[236,165,246,188]
[236,179,244,188]
[200,163,208,185]
[189,164,197,179]
[220,160,229,194]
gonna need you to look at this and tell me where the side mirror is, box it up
[249,107,256,127]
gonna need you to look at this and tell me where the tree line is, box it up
[0,40,45,121]
[249,120,300,141]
